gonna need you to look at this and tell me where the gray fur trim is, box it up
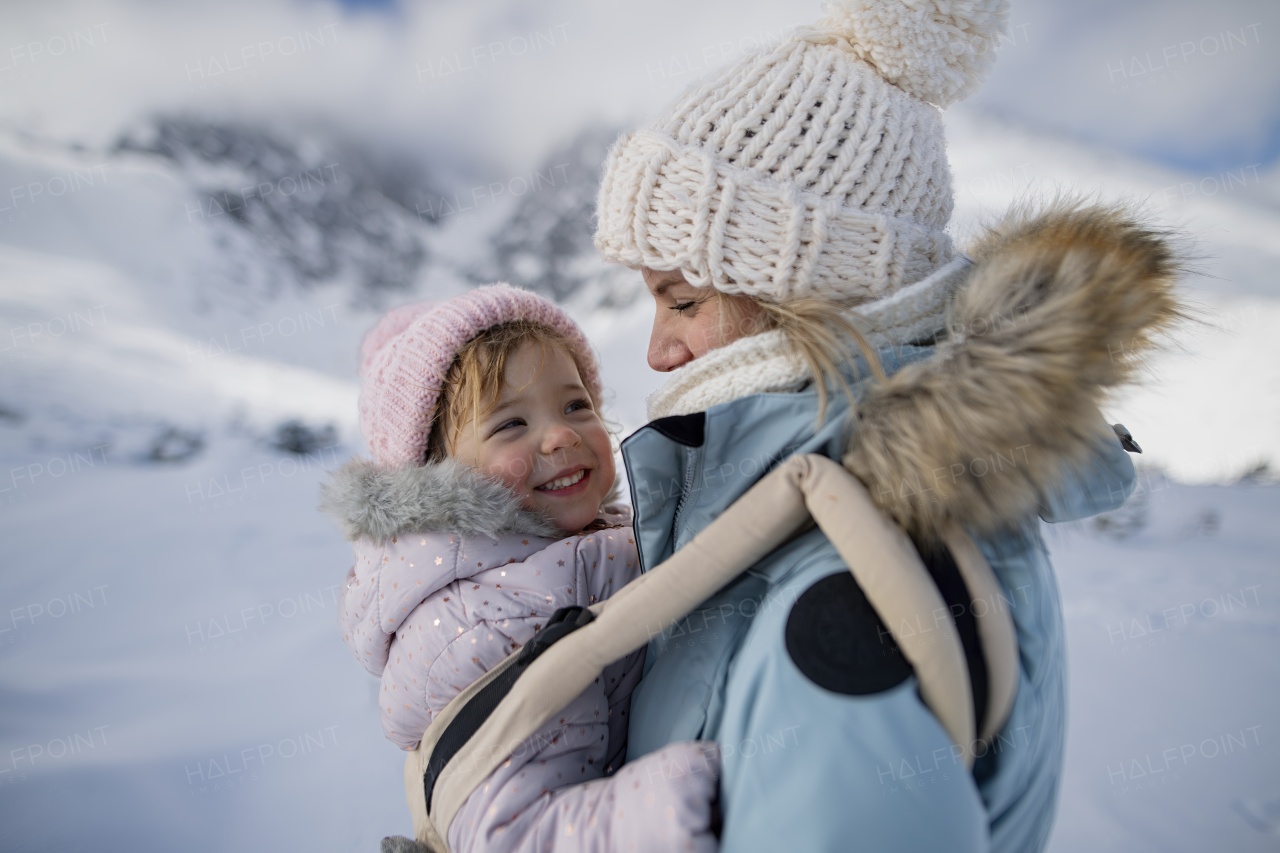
[844,199,1188,538]
[380,837,432,853]
[320,456,559,544]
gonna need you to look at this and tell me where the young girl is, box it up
[322,284,719,853]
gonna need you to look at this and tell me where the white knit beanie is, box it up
[595,0,1009,345]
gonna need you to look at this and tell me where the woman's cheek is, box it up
[689,313,723,357]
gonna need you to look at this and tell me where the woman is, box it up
[592,1,1181,851]
[383,3,1182,851]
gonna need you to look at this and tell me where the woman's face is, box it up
[642,267,763,372]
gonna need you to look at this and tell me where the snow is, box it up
[0,436,404,851]
[2,442,1276,851]
[1048,477,1280,852]
[2,13,1279,853]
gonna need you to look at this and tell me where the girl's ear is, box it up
[425,410,462,463]
[424,420,446,463]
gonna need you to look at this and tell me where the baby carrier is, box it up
[401,453,1021,851]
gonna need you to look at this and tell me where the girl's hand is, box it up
[615,740,722,850]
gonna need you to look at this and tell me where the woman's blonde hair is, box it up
[425,320,598,463]
[715,291,887,422]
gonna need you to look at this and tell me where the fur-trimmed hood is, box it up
[320,457,559,545]
[843,200,1185,536]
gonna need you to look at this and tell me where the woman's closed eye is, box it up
[670,301,697,314]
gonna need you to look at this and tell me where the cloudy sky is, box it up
[1,0,1276,184]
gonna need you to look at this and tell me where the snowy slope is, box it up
[0,437,404,852]
[1,443,1275,852]
[1048,475,1280,852]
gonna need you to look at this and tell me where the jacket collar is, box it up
[624,364,881,571]
[320,457,558,545]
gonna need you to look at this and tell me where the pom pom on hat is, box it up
[814,0,1010,106]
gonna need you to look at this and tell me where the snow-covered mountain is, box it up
[114,116,437,302]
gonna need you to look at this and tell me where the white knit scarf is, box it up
[646,329,809,420]
[644,257,971,420]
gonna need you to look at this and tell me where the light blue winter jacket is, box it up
[620,354,1133,852]
[617,204,1176,853]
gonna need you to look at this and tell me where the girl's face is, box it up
[642,267,764,372]
[450,340,615,534]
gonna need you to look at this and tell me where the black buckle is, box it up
[1112,423,1142,454]
[517,606,595,663]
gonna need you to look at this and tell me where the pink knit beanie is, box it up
[358,283,605,468]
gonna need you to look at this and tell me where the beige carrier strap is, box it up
[407,454,1019,848]
[939,526,1020,745]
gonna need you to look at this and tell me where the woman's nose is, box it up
[648,316,692,372]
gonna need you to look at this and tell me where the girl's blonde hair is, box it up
[715,291,887,422]
[425,320,599,463]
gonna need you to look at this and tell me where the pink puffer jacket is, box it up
[323,458,719,853]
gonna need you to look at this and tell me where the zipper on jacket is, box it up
[671,446,699,551]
